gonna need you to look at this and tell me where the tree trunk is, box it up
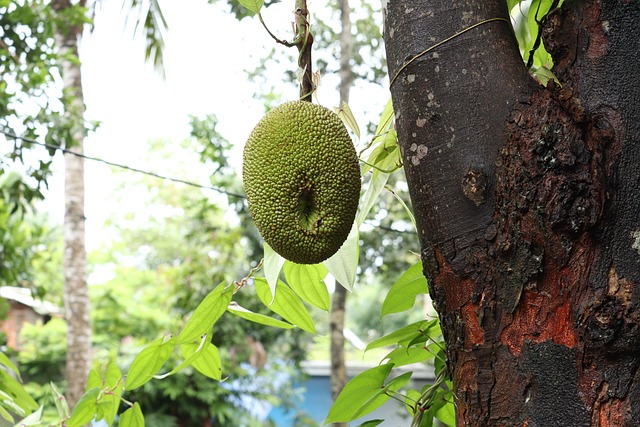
[53,0,92,409]
[384,1,639,425]
[329,2,353,426]
[330,284,347,422]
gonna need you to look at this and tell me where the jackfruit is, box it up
[243,100,361,264]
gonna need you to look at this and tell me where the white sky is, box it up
[37,0,387,252]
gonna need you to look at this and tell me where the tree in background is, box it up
[328,2,352,424]
[384,0,639,424]
[47,0,168,407]
[50,0,92,407]
[1,1,65,295]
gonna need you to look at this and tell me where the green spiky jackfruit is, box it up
[243,100,361,264]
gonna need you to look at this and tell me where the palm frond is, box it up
[121,0,168,77]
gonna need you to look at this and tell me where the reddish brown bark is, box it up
[384,0,639,425]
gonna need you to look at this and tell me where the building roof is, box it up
[0,286,63,316]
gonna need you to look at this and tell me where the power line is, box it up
[0,129,247,199]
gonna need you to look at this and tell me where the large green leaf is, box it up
[365,130,400,176]
[264,242,285,299]
[238,0,263,14]
[382,343,438,367]
[177,283,232,344]
[284,261,330,310]
[381,262,429,318]
[0,370,37,413]
[373,98,394,143]
[356,421,384,427]
[86,369,102,390]
[0,352,20,379]
[254,277,316,333]
[356,170,390,226]
[325,364,395,424]
[158,333,211,378]
[181,341,222,381]
[434,390,456,426]
[67,387,100,427]
[335,101,360,141]
[11,406,42,427]
[366,319,441,351]
[120,402,145,427]
[100,363,123,425]
[323,222,358,291]
[227,302,295,329]
[1,407,13,424]
[125,335,176,391]
[50,382,70,419]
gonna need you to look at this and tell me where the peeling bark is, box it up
[384,0,639,425]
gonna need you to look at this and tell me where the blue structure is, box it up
[267,362,433,426]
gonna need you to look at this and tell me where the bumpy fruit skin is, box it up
[243,100,361,264]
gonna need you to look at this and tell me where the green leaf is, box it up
[254,277,316,333]
[356,170,390,226]
[385,184,416,230]
[105,363,122,389]
[434,391,456,426]
[405,389,422,415]
[434,347,448,378]
[0,406,13,424]
[325,363,394,424]
[238,0,263,14]
[125,335,176,391]
[356,420,384,427]
[119,402,144,427]
[264,242,285,300]
[324,222,358,291]
[385,371,413,393]
[381,262,428,318]
[177,283,232,344]
[11,406,43,427]
[181,341,222,381]
[102,363,123,425]
[507,0,523,12]
[227,302,295,329]
[50,382,70,419]
[366,320,441,351]
[365,130,400,176]
[159,334,210,378]
[382,343,438,367]
[0,371,37,413]
[419,409,435,427]
[376,98,394,136]
[67,387,100,427]
[86,369,102,391]
[0,395,24,420]
[335,102,360,141]
[531,65,559,86]
[284,261,330,310]
[0,352,20,379]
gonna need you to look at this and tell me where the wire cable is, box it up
[0,129,247,199]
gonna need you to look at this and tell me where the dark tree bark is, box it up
[383,1,639,425]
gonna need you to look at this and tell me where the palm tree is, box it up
[50,0,167,407]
